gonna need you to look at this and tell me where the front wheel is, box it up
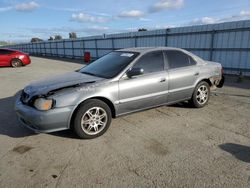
[190,81,210,108]
[73,99,112,139]
[11,59,23,67]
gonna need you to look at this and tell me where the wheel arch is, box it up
[199,78,212,86]
[195,78,212,88]
[69,96,116,129]
[191,78,212,97]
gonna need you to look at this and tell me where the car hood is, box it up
[23,71,105,96]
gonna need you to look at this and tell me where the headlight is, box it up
[34,98,54,111]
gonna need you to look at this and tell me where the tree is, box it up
[138,28,147,32]
[69,32,77,39]
[0,41,8,46]
[54,35,63,40]
[48,36,54,41]
[31,37,43,43]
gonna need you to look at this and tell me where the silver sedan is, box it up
[15,47,224,139]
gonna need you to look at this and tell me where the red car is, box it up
[0,48,31,67]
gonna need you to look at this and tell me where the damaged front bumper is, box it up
[15,96,74,133]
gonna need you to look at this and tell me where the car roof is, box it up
[116,47,185,53]
[0,48,17,52]
[0,48,23,53]
[116,47,205,64]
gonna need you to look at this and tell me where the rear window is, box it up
[165,50,196,69]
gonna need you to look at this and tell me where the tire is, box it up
[190,81,210,108]
[11,59,23,67]
[73,99,112,139]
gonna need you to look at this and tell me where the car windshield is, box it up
[79,51,139,78]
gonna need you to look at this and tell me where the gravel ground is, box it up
[0,56,249,188]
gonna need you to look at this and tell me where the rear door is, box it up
[0,49,12,66]
[118,51,168,114]
[164,50,199,102]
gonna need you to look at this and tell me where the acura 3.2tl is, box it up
[15,47,224,139]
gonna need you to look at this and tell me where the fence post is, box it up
[209,30,215,61]
[56,42,59,57]
[165,29,170,46]
[38,42,42,55]
[44,43,46,56]
[94,39,98,59]
[63,40,66,58]
[82,39,85,59]
[34,44,36,55]
[72,40,74,59]
[49,41,52,56]
[111,38,115,50]
[31,43,34,55]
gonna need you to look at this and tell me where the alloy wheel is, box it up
[80,107,108,135]
[196,85,209,105]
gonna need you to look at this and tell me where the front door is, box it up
[117,51,168,115]
[0,49,12,66]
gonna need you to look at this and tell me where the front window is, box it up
[79,51,138,78]
[133,51,165,74]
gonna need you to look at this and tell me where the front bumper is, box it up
[20,55,31,65]
[15,97,74,133]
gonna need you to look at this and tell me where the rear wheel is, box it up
[190,81,210,108]
[11,59,23,67]
[73,99,112,139]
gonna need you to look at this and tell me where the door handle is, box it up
[194,72,199,76]
[160,78,166,82]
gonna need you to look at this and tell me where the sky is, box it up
[0,0,250,42]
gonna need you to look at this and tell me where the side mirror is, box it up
[127,67,144,78]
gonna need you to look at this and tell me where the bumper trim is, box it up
[18,117,68,133]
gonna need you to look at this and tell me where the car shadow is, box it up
[168,101,193,108]
[49,130,79,139]
[219,143,250,163]
[212,92,250,98]
[0,96,35,138]
[224,75,250,90]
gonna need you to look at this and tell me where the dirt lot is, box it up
[0,56,249,188]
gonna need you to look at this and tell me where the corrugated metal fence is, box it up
[3,20,250,75]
